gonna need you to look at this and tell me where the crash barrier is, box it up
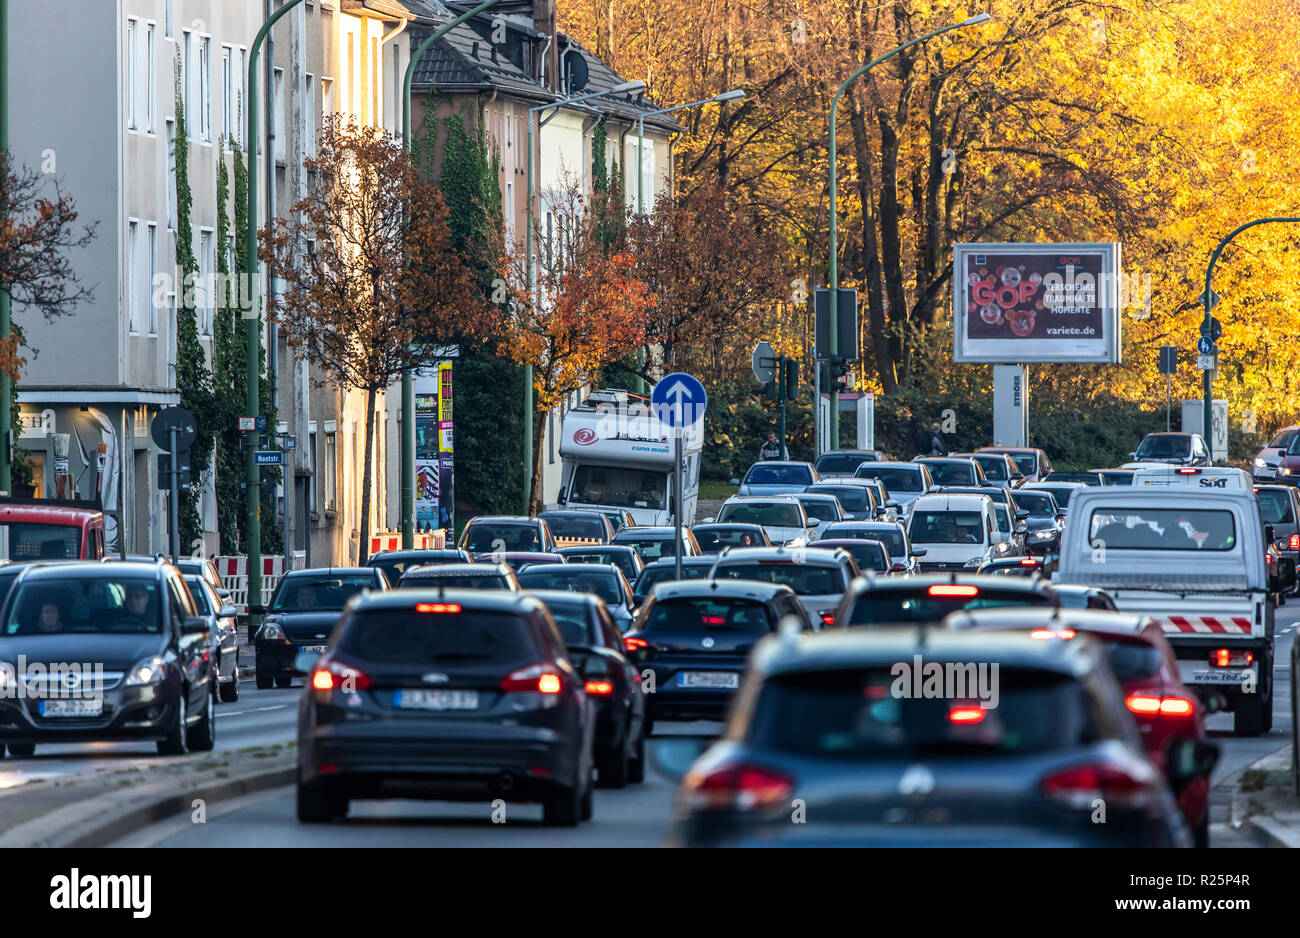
[369,530,446,555]
[216,553,307,615]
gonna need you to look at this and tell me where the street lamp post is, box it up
[826,13,990,448]
[1201,217,1300,453]
[399,0,504,549]
[630,88,745,395]
[244,0,307,629]
[0,0,11,494]
[522,80,645,512]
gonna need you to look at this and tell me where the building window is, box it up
[166,119,177,229]
[199,229,214,334]
[182,30,192,138]
[126,19,137,131]
[321,77,334,123]
[147,223,158,334]
[506,181,514,244]
[200,36,211,142]
[146,23,157,132]
[237,47,247,147]
[164,0,173,39]
[221,46,232,143]
[309,430,318,512]
[305,74,316,156]
[324,432,337,510]
[273,67,285,163]
[371,36,379,127]
[128,220,141,332]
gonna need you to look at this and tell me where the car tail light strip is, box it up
[1125,693,1195,717]
[1156,615,1252,634]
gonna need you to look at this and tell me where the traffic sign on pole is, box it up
[238,416,256,432]
[651,373,708,429]
[751,341,775,384]
[255,450,286,466]
[151,406,197,453]
[1199,316,1222,342]
[1198,289,1221,311]
[1196,336,1214,356]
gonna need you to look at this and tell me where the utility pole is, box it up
[0,0,11,494]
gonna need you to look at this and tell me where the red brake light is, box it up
[1019,558,1039,566]
[584,680,615,696]
[702,615,727,625]
[1289,534,1299,551]
[1040,762,1155,808]
[1125,694,1161,714]
[928,584,978,597]
[310,658,372,692]
[1029,628,1075,640]
[1177,467,1199,474]
[1211,648,1253,667]
[501,664,564,693]
[624,636,649,653]
[948,706,985,724]
[820,612,836,626]
[415,602,462,613]
[1160,696,1194,716]
[683,763,794,812]
[311,669,334,691]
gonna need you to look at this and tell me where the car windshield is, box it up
[185,577,212,615]
[561,549,637,578]
[747,668,1098,756]
[462,524,540,553]
[909,510,986,545]
[1136,436,1190,459]
[1035,486,1078,507]
[1088,508,1237,550]
[693,527,765,552]
[717,502,804,527]
[338,609,536,663]
[1269,430,1296,448]
[1100,472,1134,485]
[3,576,163,635]
[973,456,1010,480]
[816,454,875,474]
[271,575,374,612]
[924,462,976,486]
[570,466,667,511]
[370,553,462,583]
[643,597,774,633]
[541,515,606,539]
[1010,492,1057,518]
[615,535,679,561]
[745,465,813,486]
[797,498,840,523]
[860,466,923,491]
[845,588,1052,626]
[824,526,906,557]
[1256,490,1295,525]
[823,541,889,571]
[713,562,844,595]
[399,573,510,590]
[2,523,82,560]
[634,563,710,594]
[515,568,621,605]
[812,486,870,511]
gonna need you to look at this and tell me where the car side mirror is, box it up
[218,604,239,618]
[1016,509,1030,520]
[911,549,927,558]
[1015,522,1028,534]
[1166,738,1219,786]
[885,500,899,509]
[1129,452,1137,461]
[182,615,209,636]
[701,517,715,524]
[216,588,232,599]
[1056,514,1066,525]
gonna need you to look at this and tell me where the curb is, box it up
[0,755,295,848]
[1229,745,1300,848]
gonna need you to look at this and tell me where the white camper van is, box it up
[555,389,703,527]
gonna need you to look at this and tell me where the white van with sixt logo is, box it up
[1131,466,1251,489]
[1055,486,1295,736]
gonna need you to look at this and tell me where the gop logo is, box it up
[573,428,597,445]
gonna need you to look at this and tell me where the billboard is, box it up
[415,361,455,531]
[952,242,1122,364]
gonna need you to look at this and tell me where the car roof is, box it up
[558,544,637,553]
[369,549,468,561]
[466,516,542,525]
[539,509,607,519]
[817,537,887,551]
[752,628,1097,677]
[910,493,993,510]
[403,563,507,576]
[825,520,901,530]
[649,579,794,602]
[1024,480,1087,489]
[794,492,840,501]
[860,461,923,470]
[1142,431,1193,438]
[692,522,765,530]
[641,556,715,568]
[516,563,618,575]
[748,461,814,469]
[714,546,848,565]
[723,494,801,503]
[350,588,540,615]
[17,560,168,581]
[945,606,1154,638]
[284,567,376,577]
[613,527,681,537]
[527,589,604,609]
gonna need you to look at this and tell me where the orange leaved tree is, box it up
[503,176,654,512]
[260,117,487,561]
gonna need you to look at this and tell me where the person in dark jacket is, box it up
[915,422,948,457]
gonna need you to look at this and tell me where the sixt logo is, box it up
[1198,477,1227,488]
[573,429,597,445]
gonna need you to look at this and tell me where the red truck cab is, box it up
[0,497,107,561]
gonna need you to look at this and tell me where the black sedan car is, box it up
[396,563,521,591]
[1007,488,1064,556]
[557,545,644,583]
[670,629,1198,847]
[184,574,240,703]
[253,567,389,689]
[531,590,646,788]
[366,549,473,586]
[631,556,716,605]
[0,560,217,757]
[296,589,596,826]
[621,580,809,731]
[514,563,637,633]
[834,574,1056,628]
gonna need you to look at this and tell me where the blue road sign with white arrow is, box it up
[652,373,707,429]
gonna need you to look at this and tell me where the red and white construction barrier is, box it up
[1155,615,1253,635]
[369,531,446,555]
[216,552,306,615]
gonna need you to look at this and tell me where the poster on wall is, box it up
[414,360,455,532]
[952,242,1122,364]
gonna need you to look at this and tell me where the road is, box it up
[96,603,1300,847]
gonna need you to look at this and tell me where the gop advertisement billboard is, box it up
[952,242,1122,364]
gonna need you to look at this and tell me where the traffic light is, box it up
[783,359,799,400]
[831,356,851,393]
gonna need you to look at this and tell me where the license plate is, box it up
[39,699,103,717]
[300,645,328,654]
[678,671,740,689]
[1191,669,1251,685]
[394,689,479,710]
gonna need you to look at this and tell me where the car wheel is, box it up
[297,769,346,823]
[219,675,240,703]
[1234,695,1266,737]
[581,781,594,822]
[255,671,273,690]
[187,685,216,752]
[541,783,581,827]
[7,743,34,758]
[157,693,188,756]
[628,728,646,785]
[0,744,5,759]
[597,744,629,789]
[275,676,293,689]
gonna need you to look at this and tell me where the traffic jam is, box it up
[0,394,1288,856]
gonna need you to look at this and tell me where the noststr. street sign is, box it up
[254,451,285,466]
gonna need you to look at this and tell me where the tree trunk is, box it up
[528,395,544,516]
[848,88,893,392]
[358,386,377,565]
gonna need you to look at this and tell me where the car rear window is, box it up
[272,575,375,612]
[909,510,986,545]
[516,568,621,605]
[338,608,538,663]
[812,487,870,511]
[634,563,710,594]
[694,527,765,551]
[717,502,803,528]
[825,526,905,557]
[925,463,976,485]
[713,562,844,595]
[745,465,813,486]
[845,588,1052,626]
[643,597,774,633]
[1088,508,1237,551]
[816,454,874,474]
[542,515,605,539]
[1102,639,1164,681]
[797,498,840,523]
[823,541,889,571]
[463,524,540,553]
[1256,490,1295,525]
[973,456,1010,480]
[1036,486,1078,507]
[861,467,923,491]
[532,599,598,646]
[398,573,510,590]
[616,535,676,561]
[747,667,1101,756]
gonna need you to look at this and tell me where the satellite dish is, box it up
[564,49,589,93]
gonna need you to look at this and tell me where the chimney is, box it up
[532,0,560,91]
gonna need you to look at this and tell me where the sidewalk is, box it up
[1231,747,1300,847]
